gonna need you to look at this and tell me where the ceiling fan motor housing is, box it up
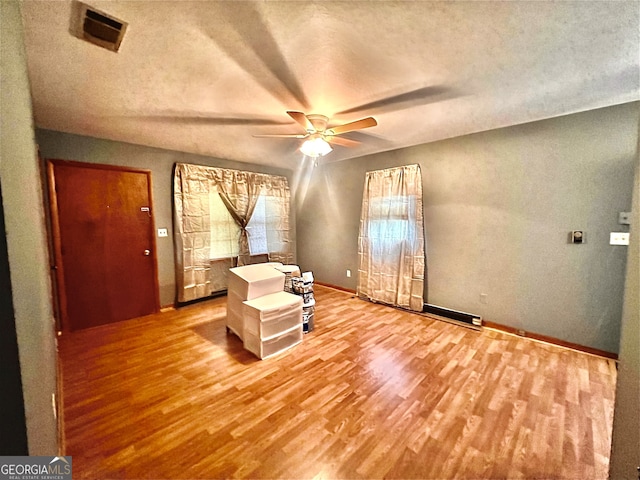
[306,114,329,133]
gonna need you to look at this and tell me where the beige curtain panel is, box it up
[357,164,425,311]
[173,163,292,302]
[215,168,263,266]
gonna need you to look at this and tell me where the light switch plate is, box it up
[158,228,168,237]
[618,212,631,225]
[610,232,630,245]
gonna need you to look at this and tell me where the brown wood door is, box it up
[48,160,159,331]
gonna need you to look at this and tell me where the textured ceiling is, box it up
[20,0,640,170]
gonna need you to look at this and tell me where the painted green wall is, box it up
[35,130,294,307]
[4,0,638,459]
[609,131,640,479]
[36,104,637,354]
[297,103,639,354]
[1,0,58,455]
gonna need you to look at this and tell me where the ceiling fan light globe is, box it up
[300,137,332,157]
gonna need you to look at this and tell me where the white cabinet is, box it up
[243,291,303,338]
[226,264,284,339]
[244,325,303,360]
[227,264,304,359]
[243,291,303,359]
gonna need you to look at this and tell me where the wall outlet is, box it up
[346,269,351,278]
[479,293,488,304]
[158,228,168,237]
[610,232,630,245]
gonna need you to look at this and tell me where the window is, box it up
[246,193,289,256]
[209,178,288,259]
[357,164,425,311]
[367,195,417,259]
[174,163,292,302]
[208,188,289,259]
[209,189,240,259]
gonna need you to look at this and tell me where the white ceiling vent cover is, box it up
[70,1,127,52]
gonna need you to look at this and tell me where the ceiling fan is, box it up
[253,111,377,157]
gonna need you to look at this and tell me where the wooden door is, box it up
[48,160,159,331]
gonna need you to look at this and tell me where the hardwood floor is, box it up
[58,286,617,479]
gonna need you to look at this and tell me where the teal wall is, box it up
[609,130,640,478]
[1,0,58,455]
[4,0,638,459]
[36,130,294,307]
[297,103,639,354]
[37,104,637,355]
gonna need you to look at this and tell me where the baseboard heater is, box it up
[423,303,482,329]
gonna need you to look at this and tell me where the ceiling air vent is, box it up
[71,1,127,52]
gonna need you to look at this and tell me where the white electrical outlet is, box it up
[158,228,168,237]
[610,232,630,245]
[480,293,488,304]
[346,269,351,278]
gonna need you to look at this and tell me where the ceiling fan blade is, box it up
[119,114,293,126]
[340,130,395,149]
[327,117,377,135]
[326,136,360,147]
[287,111,313,132]
[206,3,310,109]
[337,85,453,115]
[253,133,308,138]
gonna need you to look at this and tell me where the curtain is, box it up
[173,164,213,302]
[214,169,262,266]
[209,187,240,259]
[357,164,425,311]
[173,163,292,302]
[247,175,293,265]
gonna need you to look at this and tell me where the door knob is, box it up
[144,249,151,256]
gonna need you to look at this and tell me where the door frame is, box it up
[46,159,160,332]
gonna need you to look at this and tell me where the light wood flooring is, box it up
[58,285,618,479]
